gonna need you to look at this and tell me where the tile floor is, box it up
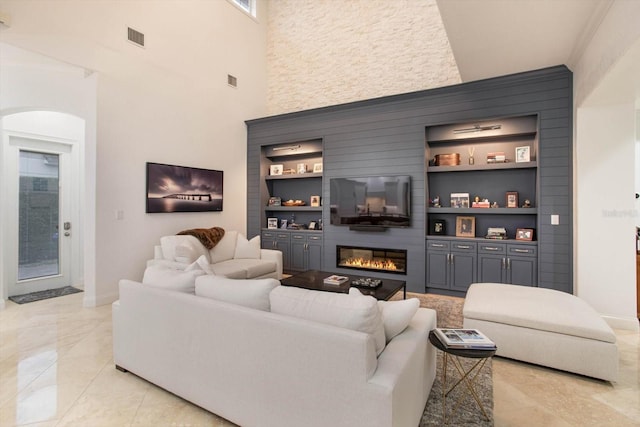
[0,292,638,426]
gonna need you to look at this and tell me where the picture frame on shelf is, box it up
[267,218,278,229]
[313,163,323,173]
[296,163,307,174]
[268,197,281,206]
[515,146,530,163]
[430,219,446,235]
[506,191,519,208]
[450,192,470,208]
[308,221,317,230]
[516,228,534,241]
[455,216,475,238]
[310,195,321,207]
[280,219,288,229]
[270,164,283,176]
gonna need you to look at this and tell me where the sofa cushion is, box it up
[209,230,238,263]
[195,275,280,311]
[234,234,261,259]
[377,298,420,343]
[160,235,210,263]
[142,265,205,293]
[210,259,277,279]
[270,286,386,355]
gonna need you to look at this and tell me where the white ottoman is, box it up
[463,283,618,381]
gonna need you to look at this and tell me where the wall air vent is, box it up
[227,74,238,88]
[127,27,145,47]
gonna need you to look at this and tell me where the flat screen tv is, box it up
[330,175,411,228]
[146,162,223,213]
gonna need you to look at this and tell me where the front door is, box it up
[6,137,73,296]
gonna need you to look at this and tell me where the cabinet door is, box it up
[477,255,506,283]
[306,235,323,271]
[290,234,307,271]
[426,251,449,289]
[450,251,476,292]
[275,233,291,270]
[261,231,277,250]
[508,257,537,286]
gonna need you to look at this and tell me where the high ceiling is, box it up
[436,0,613,82]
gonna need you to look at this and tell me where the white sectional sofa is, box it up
[463,283,618,381]
[113,277,437,427]
[147,230,282,280]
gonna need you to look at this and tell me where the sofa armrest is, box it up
[146,259,190,270]
[153,245,163,260]
[260,249,283,279]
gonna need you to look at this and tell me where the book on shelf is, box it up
[434,328,496,349]
[323,275,349,285]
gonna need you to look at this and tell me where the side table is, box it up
[428,330,496,424]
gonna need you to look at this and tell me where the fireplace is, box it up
[336,245,407,275]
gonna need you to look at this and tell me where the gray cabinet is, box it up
[290,232,323,271]
[261,230,291,270]
[477,242,537,286]
[426,240,477,292]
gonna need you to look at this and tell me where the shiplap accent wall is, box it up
[247,66,573,293]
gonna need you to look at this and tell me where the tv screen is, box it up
[330,175,411,227]
[146,162,223,213]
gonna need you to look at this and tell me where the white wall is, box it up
[0,0,268,305]
[573,0,640,330]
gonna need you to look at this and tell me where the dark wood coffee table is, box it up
[280,270,406,301]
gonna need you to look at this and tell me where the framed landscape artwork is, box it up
[146,162,223,213]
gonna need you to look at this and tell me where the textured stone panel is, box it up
[267,0,460,115]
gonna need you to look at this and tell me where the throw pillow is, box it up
[159,235,210,263]
[234,234,261,259]
[195,275,280,311]
[142,265,205,293]
[209,230,238,263]
[377,298,420,343]
[184,254,214,275]
[175,243,197,264]
[271,286,386,355]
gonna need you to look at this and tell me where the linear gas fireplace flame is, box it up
[337,245,407,275]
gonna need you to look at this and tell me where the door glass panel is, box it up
[18,151,60,280]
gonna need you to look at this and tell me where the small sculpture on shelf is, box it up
[431,195,441,208]
[522,199,532,208]
[491,201,499,208]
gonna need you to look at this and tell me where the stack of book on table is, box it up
[434,328,497,350]
[323,275,349,285]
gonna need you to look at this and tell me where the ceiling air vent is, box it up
[127,27,145,47]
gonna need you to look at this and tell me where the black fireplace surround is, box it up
[336,245,407,275]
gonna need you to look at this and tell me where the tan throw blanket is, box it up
[177,226,225,250]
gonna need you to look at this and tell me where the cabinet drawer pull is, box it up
[457,245,471,249]
[484,247,500,251]
[432,243,445,248]
[513,248,531,253]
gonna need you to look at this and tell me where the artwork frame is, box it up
[313,163,323,173]
[310,195,321,207]
[515,146,530,163]
[430,219,446,235]
[146,162,223,213]
[297,163,307,174]
[280,219,288,229]
[516,228,534,241]
[455,216,475,238]
[267,218,278,229]
[450,192,470,208]
[506,191,519,208]
[270,164,283,176]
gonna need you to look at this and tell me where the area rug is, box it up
[394,292,494,426]
[8,286,83,304]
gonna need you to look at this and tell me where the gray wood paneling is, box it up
[247,65,573,293]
